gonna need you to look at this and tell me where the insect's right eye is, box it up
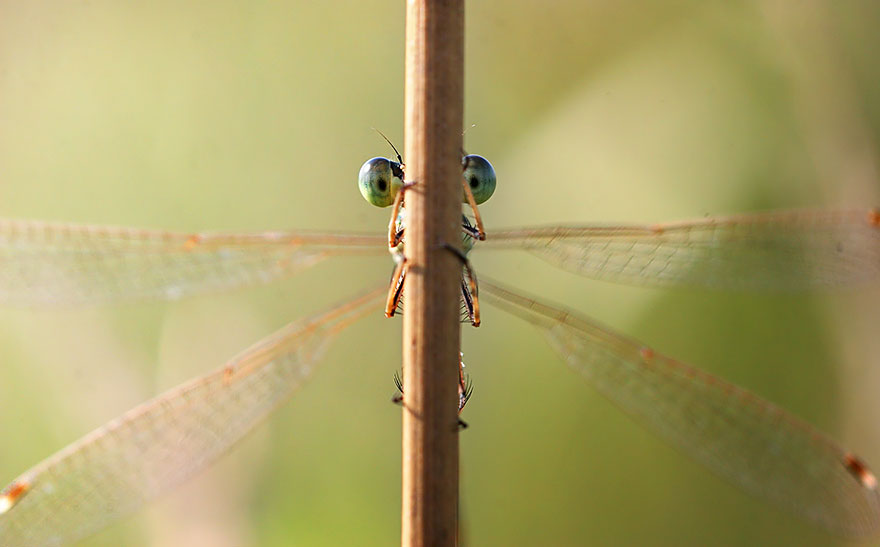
[462,155,496,205]
[358,157,403,207]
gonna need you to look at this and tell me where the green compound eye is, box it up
[358,157,404,208]
[462,155,496,205]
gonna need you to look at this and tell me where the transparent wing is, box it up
[481,279,880,537]
[0,286,385,546]
[483,209,880,290]
[0,218,385,305]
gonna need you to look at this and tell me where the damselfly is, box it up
[0,153,879,545]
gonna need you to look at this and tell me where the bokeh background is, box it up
[2,1,880,545]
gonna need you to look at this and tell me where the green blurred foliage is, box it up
[1,1,879,545]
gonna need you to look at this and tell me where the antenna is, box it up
[461,123,476,156]
[371,127,403,165]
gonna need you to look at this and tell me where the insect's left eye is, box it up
[462,155,496,205]
[358,157,403,207]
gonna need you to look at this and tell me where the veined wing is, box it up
[0,218,385,305]
[482,209,880,290]
[0,286,385,546]
[481,279,880,537]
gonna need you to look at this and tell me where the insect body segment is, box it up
[360,152,496,415]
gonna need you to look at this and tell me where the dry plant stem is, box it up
[401,0,465,546]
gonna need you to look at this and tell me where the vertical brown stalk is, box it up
[401,0,464,546]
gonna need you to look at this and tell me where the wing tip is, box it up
[844,453,878,490]
[0,479,31,514]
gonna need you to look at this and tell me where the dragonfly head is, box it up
[358,157,405,207]
[462,155,496,205]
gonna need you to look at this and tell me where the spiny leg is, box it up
[384,179,415,317]
[392,371,404,406]
[443,242,480,327]
[461,177,486,241]
[392,357,472,430]
[386,183,406,249]
[385,258,406,318]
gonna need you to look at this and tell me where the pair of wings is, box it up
[1,210,878,305]
[0,209,879,545]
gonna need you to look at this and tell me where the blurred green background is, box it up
[1,1,880,545]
